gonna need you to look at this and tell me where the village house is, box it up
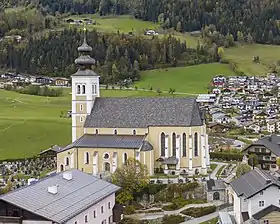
[228,168,280,224]
[242,135,280,171]
[0,169,122,224]
[53,77,70,86]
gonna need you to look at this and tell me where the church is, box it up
[56,32,210,176]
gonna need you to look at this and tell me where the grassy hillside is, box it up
[224,44,280,76]
[0,89,185,160]
[137,63,236,94]
[62,14,200,48]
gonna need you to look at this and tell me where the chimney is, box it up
[48,185,58,194]
[63,171,73,181]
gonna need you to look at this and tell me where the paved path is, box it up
[210,162,227,180]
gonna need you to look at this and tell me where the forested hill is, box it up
[0,28,216,81]
[35,0,280,44]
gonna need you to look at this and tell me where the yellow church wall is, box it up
[147,125,205,168]
[75,102,87,114]
[85,127,148,136]
[75,126,85,140]
[56,148,76,172]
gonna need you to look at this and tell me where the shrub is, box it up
[162,215,185,224]
[181,206,216,217]
[210,152,243,161]
[120,218,139,224]
[123,205,135,215]
[162,197,207,211]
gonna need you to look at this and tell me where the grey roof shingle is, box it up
[243,134,280,156]
[206,179,226,191]
[252,205,280,219]
[230,168,280,199]
[59,134,153,152]
[72,69,99,76]
[84,97,203,128]
[0,169,120,223]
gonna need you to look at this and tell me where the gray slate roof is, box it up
[60,134,153,152]
[243,134,280,156]
[230,168,280,199]
[206,179,226,191]
[0,169,120,223]
[252,205,280,219]
[84,97,203,128]
[163,156,178,165]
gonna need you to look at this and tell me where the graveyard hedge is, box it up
[0,155,54,163]
[181,205,216,217]
[210,152,243,161]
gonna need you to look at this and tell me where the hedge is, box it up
[210,152,243,161]
[162,198,207,211]
[181,205,216,217]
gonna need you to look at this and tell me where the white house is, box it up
[229,168,280,224]
[0,169,121,224]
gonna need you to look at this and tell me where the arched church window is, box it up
[92,84,97,94]
[194,132,198,157]
[182,133,187,157]
[66,157,69,166]
[77,85,81,94]
[82,85,86,94]
[172,133,176,156]
[160,132,165,157]
[84,152,89,164]
[133,130,136,135]
[114,129,117,135]
[123,153,127,164]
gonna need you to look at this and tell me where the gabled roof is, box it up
[84,97,203,128]
[59,134,153,152]
[230,168,280,199]
[252,205,280,220]
[242,134,280,156]
[0,169,120,223]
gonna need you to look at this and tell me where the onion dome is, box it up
[77,36,93,52]
[75,55,95,66]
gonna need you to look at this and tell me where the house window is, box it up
[260,191,263,195]
[261,148,266,153]
[172,133,176,156]
[80,104,83,111]
[84,152,89,164]
[114,129,117,135]
[259,201,264,207]
[82,85,86,94]
[133,129,136,135]
[263,220,269,224]
[95,129,98,134]
[108,202,111,209]
[109,215,113,224]
[93,210,96,218]
[255,148,260,152]
[85,215,88,223]
[102,220,106,224]
[279,199,280,205]
[77,85,81,94]
[74,221,77,224]
[160,132,165,157]
[101,206,104,213]
[123,153,127,164]
[244,199,247,202]
[194,132,198,157]
[182,133,187,157]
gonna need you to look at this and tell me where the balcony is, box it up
[248,150,271,156]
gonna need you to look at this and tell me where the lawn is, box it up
[63,14,160,35]
[0,89,181,160]
[216,165,226,178]
[136,63,236,94]
[225,44,280,76]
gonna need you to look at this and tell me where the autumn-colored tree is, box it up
[236,163,251,178]
[112,158,149,205]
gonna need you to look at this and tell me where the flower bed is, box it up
[181,205,216,217]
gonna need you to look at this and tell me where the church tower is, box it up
[71,27,100,142]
